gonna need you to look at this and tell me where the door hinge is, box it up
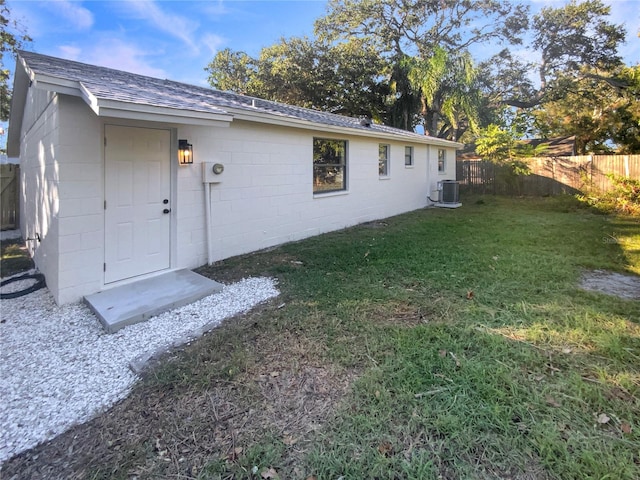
[104,137,107,147]
[103,263,106,272]
[104,200,107,210]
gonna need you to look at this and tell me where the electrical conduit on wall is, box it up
[204,181,213,265]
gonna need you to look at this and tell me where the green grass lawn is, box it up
[198,196,640,479]
[3,196,639,479]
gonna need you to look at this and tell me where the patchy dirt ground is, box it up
[0,300,358,479]
[580,270,640,300]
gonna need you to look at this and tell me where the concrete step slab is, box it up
[84,269,223,333]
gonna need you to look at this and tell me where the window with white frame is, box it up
[404,146,414,166]
[379,144,390,177]
[313,138,347,193]
[438,148,446,173]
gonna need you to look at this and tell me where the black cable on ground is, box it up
[0,273,46,299]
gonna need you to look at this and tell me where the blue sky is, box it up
[7,0,640,88]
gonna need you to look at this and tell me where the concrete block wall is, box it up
[55,96,103,304]
[19,87,61,299]
[20,91,103,304]
[432,144,457,179]
[175,120,453,267]
[18,88,457,304]
[427,144,458,198]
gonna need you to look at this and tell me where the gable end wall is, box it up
[19,91,103,305]
[55,96,103,304]
[19,87,61,299]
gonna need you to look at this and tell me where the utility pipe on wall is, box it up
[202,161,224,265]
[204,182,213,265]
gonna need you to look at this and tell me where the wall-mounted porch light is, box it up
[178,139,193,165]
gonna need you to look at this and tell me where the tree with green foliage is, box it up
[206,48,257,95]
[206,0,529,138]
[315,0,528,138]
[205,0,633,150]
[407,47,480,140]
[385,56,421,131]
[206,37,388,119]
[479,0,632,153]
[531,65,640,154]
[315,0,528,59]
[494,0,625,110]
[1,0,30,121]
[474,123,546,194]
[611,65,640,153]
[475,124,543,167]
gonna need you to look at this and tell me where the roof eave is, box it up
[78,85,233,127]
[228,107,463,148]
[96,105,233,127]
[21,70,233,127]
[6,57,32,157]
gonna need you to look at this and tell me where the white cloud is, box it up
[47,0,94,30]
[201,0,231,18]
[8,0,93,37]
[58,45,82,61]
[120,0,200,55]
[55,39,167,78]
[202,33,226,56]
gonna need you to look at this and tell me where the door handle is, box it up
[163,208,171,214]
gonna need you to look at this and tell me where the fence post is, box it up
[624,155,630,178]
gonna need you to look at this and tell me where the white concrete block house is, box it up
[8,51,461,305]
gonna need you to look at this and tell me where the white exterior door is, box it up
[104,125,171,283]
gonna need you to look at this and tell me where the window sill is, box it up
[379,176,391,180]
[404,165,415,168]
[314,189,349,199]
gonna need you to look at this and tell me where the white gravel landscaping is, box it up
[0,275,279,464]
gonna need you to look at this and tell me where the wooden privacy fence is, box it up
[457,155,640,196]
[1,164,20,230]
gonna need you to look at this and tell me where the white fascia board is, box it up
[77,83,232,126]
[31,73,84,97]
[229,108,463,148]
[7,62,30,157]
[79,83,100,114]
[97,107,233,127]
[94,103,233,127]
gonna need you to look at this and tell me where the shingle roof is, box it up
[18,50,460,146]
[519,136,576,157]
[457,136,577,160]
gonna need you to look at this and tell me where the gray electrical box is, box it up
[202,162,225,184]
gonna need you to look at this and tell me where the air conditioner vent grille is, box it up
[441,180,459,204]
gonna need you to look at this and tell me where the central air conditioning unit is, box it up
[431,180,461,208]
[440,180,459,204]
